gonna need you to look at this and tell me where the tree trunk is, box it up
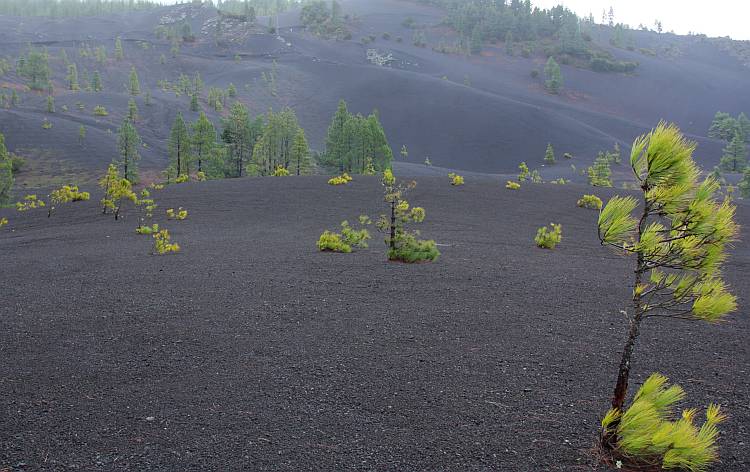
[389,201,396,251]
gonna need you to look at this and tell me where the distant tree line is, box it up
[708,111,750,172]
[0,0,160,17]
[300,0,350,39]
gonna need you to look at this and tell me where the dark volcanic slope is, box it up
[1,0,748,183]
[1,177,748,471]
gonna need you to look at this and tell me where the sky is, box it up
[532,0,750,40]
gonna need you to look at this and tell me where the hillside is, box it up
[1,177,748,470]
[0,0,748,187]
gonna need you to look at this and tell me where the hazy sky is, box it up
[533,0,750,40]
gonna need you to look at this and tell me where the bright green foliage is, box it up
[78,125,86,143]
[67,63,79,91]
[153,229,180,255]
[448,172,464,186]
[719,131,747,172]
[544,56,562,94]
[16,194,46,211]
[135,189,157,231]
[272,165,290,176]
[544,143,555,164]
[174,174,189,184]
[17,47,50,90]
[601,373,726,472]
[117,118,141,182]
[0,217,7,228]
[328,172,352,185]
[166,207,188,220]
[317,217,372,253]
[191,111,216,173]
[47,185,90,216]
[99,164,137,219]
[518,161,530,181]
[42,119,52,129]
[323,99,393,173]
[598,122,738,322]
[127,98,138,121]
[196,171,206,181]
[534,223,562,249]
[128,67,140,95]
[0,133,13,206]
[739,168,750,198]
[115,37,124,60]
[377,169,439,263]
[93,105,108,116]
[588,153,613,187]
[577,194,603,210]
[46,95,55,113]
[506,180,520,190]
[136,223,159,235]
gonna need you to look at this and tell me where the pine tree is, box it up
[128,67,140,95]
[127,98,138,122]
[544,143,555,164]
[739,168,750,198]
[168,112,191,178]
[737,112,750,143]
[400,145,408,159]
[367,112,393,171]
[0,133,13,206]
[325,99,350,172]
[18,47,50,90]
[221,101,253,177]
[191,111,216,173]
[190,93,199,112]
[67,63,79,91]
[470,25,483,55]
[47,95,55,113]
[597,122,738,450]
[79,125,86,144]
[117,118,141,182]
[227,83,237,97]
[115,36,124,60]
[544,57,562,94]
[505,31,513,55]
[251,108,302,175]
[708,112,737,142]
[291,128,311,175]
[92,70,103,92]
[720,130,748,172]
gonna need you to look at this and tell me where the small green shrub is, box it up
[166,207,188,220]
[0,217,8,228]
[153,228,180,255]
[318,217,372,253]
[518,161,530,181]
[174,174,189,184]
[387,233,439,263]
[506,180,520,190]
[47,184,90,217]
[328,173,353,185]
[93,105,108,116]
[16,194,45,211]
[549,178,568,185]
[136,223,159,235]
[448,172,464,186]
[601,373,725,471]
[577,194,603,210]
[534,223,562,249]
[272,165,290,176]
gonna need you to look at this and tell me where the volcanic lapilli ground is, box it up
[0,176,748,471]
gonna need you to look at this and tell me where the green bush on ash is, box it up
[300,1,349,39]
[17,46,50,91]
[544,143,555,164]
[317,216,372,253]
[0,133,14,207]
[596,123,738,470]
[377,169,439,263]
[534,223,561,249]
[588,153,612,187]
[577,194,602,210]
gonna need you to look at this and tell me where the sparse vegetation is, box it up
[577,194,602,210]
[153,228,180,255]
[544,143,555,164]
[448,173,464,186]
[166,207,188,220]
[328,173,352,185]
[534,223,562,249]
[377,169,439,263]
[317,217,372,253]
[588,153,612,187]
[16,194,46,212]
[47,185,90,217]
[505,180,520,190]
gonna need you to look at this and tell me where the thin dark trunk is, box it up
[602,198,650,449]
[389,201,396,251]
